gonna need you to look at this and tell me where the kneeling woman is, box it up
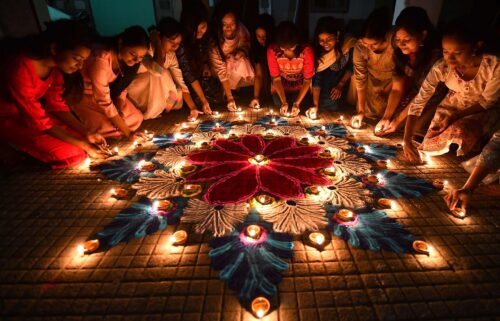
[0,20,106,168]
[267,21,314,117]
[71,26,147,139]
[128,17,202,120]
[404,17,500,162]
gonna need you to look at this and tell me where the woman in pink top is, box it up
[267,21,315,117]
[0,20,106,168]
[71,26,148,139]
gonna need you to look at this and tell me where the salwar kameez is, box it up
[0,56,87,168]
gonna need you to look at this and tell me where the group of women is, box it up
[0,3,498,198]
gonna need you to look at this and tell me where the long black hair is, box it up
[361,7,392,41]
[251,13,275,64]
[393,6,438,81]
[180,0,210,46]
[442,16,488,53]
[157,17,183,39]
[313,16,344,67]
[211,5,240,62]
[97,26,149,99]
[274,21,304,57]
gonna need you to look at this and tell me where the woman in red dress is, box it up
[0,20,106,169]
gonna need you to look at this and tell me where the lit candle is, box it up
[309,232,325,245]
[254,154,265,163]
[245,225,262,240]
[157,199,173,212]
[352,119,361,129]
[376,160,388,169]
[214,111,220,117]
[377,198,392,208]
[339,115,344,121]
[355,146,366,153]
[306,186,320,195]
[251,297,270,319]
[337,209,355,222]
[237,107,242,112]
[238,114,243,121]
[170,230,188,245]
[366,174,380,184]
[309,111,317,120]
[321,125,326,131]
[432,179,445,190]
[269,109,274,115]
[132,140,138,148]
[83,157,91,168]
[136,160,156,172]
[324,166,336,176]
[413,240,433,256]
[215,122,220,128]
[190,117,196,122]
[113,146,120,155]
[76,239,100,256]
[181,122,188,129]
[181,184,202,197]
[109,187,128,198]
[451,208,466,219]
[286,112,291,118]
[256,194,272,205]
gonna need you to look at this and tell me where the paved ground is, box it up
[0,107,499,321]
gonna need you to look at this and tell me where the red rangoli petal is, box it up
[272,157,332,169]
[213,139,251,156]
[187,150,248,164]
[268,145,323,158]
[269,163,330,186]
[258,166,303,199]
[241,135,265,155]
[204,166,259,204]
[263,136,296,156]
[186,163,248,182]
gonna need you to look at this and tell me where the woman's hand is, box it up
[249,98,260,109]
[202,101,212,115]
[226,99,237,112]
[377,120,398,136]
[427,113,456,138]
[330,84,343,100]
[305,106,318,119]
[82,143,107,159]
[403,140,422,164]
[86,132,107,146]
[445,188,471,211]
[189,109,204,121]
[351,113,364,127]
[280,103,289,116]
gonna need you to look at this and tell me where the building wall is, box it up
[90,0,156,36]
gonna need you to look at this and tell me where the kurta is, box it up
[353,34,394,118]
[409,55,500,156]
[267,44,315,92]
[0,55,87,168]
[71,50,143,137]
[209,23,255,89]
[127,51,188,119]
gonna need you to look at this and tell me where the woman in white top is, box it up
[127,17,203,120]
[404,17,500,163]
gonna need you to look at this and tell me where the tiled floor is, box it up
[0,108,499,321]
